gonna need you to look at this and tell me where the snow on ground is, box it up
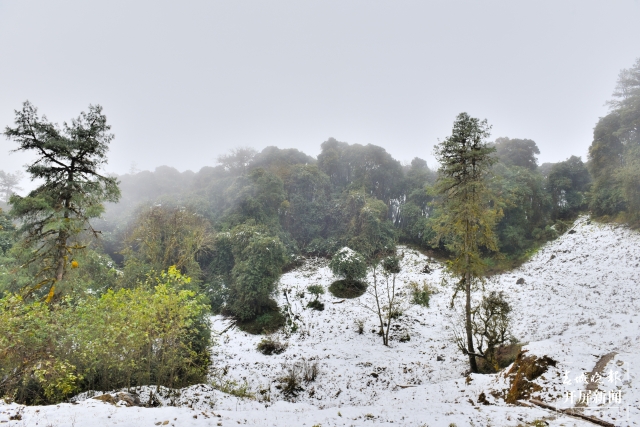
[1,216,638,426]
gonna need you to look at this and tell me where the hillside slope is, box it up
[1,216,638,426]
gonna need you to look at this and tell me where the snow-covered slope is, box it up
[2,216,638,426]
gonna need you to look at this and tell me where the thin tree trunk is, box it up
[465,219,478,373]
[372,266,387,346]
[384,273,396,346]
[55,173,74,284]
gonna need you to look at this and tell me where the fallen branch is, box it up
[332,299,346,304]
[528,399,614,427]
[214,321,237,335]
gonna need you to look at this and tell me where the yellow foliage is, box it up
[46,285,56,303]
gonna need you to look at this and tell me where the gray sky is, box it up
[1,0,639,185]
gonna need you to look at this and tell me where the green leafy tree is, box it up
[250,146,315,177]
[396,158,436,245]
[221,223,286,322]
[329,247,367,283]
[333,191,396,259]
[281,165,331,249]
[492,163,551,253]
[588,114,626,216]
[493,137,540,170]
[588,57,640,223]
[222,168,286,230]
[432,112,502,373]
[317,138,404,201]
[547,156,590,219]
[120,205,214,288]
[4,101,120,300]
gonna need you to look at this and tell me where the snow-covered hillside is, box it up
[1,217,638,426]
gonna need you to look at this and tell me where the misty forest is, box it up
[1,46,640,427]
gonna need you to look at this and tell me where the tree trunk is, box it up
[465,220,478,373]
[54,175,73,290]
[372,266,388,346]
[384,273,396,346]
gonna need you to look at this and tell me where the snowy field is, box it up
[1,216,638,426]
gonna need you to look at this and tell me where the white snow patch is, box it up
[2,216,638,426]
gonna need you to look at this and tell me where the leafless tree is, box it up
[361,256,404,346]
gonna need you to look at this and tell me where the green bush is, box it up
[307,284,325,299]
[329,247,367,282]
[409,280,431,308]
[328,279,367,299]
[256,336,287,355]
[306,285,325,310]
[307,299,325,311]
[222,223,286,322]
[0,267,211,404]
[236,305,285,335]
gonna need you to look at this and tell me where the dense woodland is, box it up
[0,58,638,403]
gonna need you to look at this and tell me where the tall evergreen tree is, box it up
[589,57,640,223]
[433,112,502,373]
[4,101,120,300]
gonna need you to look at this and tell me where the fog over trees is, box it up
[0,38,638,418]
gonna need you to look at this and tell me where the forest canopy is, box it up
[2,56,639,404]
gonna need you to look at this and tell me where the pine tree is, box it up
[4,101,120,300]
[433,112,502,373]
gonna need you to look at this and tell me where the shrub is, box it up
[552,220,570,235]
[355,319,365,334]
[306,285,325,311]
[276,359,318,399]
[277,366,303,398]
[307,284,325,299]
[227,233,286,321]
[381,256,401,274]
[409,280,431,308]
[0,267,211,404]
[256,336,288,355]
[307,299,325,311]
[236,304,286,335]
[329,247,367,282]
[212,223,287,323]
[532,225,557,242]
[209,371,255,399]
[389,308,403,319]
[328,279,367,298]
[460,291,517,373]
[301,359,319,383]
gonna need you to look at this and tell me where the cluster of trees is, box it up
[2,57,637,397]
[0,102,211,404]
[99,126,590,298]
[588,58,640,224]
[75,108,596,348]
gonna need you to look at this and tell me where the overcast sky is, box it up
[1,1,639,184]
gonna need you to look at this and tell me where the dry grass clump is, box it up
[256,335,288,355]
[504,350,557,404]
